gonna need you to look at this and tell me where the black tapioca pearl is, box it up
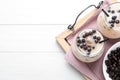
[111,50,114,53]
[115,20,119,24]
[92,47,95,49]
[111,52,115,56]
[113,64,116,67]
[92,30,96,33]
[83,46,87,50]
[106,69,110,73]
[95,39,99,43]
[111,67,115,71]
[76,37,80,41]
[82,39,85,43]
[116,47,120,51]
[85,33,89,37]
[115,67,118,71]
[87,52,90,55]
[88,31,93,35]
[77,39,81,43]
[105,60,111,66]
[116,77,120,80]
[108,53,112,57]
[110,27,113,29]
[93,36,97,39]
[111,24,114,28]
[112,16,117,20]
[77,36,80,39]
[113,56,117,61]
[111,20,115,23]
[97,37,101,41]
[87,47,91,52]
[118,10,120,13]
[108,10,111,13]
[80,46,83,49]
[111,10,115,13]
[80,43,86,47]
[82,43,86,46]
[80,45,83,48]
[108,54,112,59]
[80,44,83,48]
[82,35,86,38]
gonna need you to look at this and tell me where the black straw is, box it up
[99,38,109,43]
[102,9,109,17]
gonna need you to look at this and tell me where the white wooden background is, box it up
[0,0,103,80]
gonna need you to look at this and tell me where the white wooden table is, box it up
[0,0,102,80]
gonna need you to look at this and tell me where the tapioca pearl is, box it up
[116,47,120,51]
[115,20,119,24]
[76,37,79,39]
[93,36,97,39]
[111,20,115,23]
[111,24,114,28]
[77,36,80,38]
[95,39,99,43]
[83,32,89,38]
[79,43,83,48]
[96,36,101,41]
[88,31,93,35]
[81,43,86,46]
[111,10,115,13]
[109,21,112,23]
[92,47,95,49]
[118,10,120,13]
[87,47,91,52]
[92,30,96,34]
[87,31,93,36]
[82,39,85,43]
[76,38,81,43]
[85,32,89,37]
[76,36,80,41]
[80,45,83,48]
[83,45,88,50]
[87,52,90,55]
[112,16,117,20]
[77,43,80,47]
[82,34,86,38]
[108,9,111,13]
[77,39,82,43]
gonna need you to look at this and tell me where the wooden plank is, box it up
[0,25,66,52]
[0,0,100,24]
[0,52,84,80]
